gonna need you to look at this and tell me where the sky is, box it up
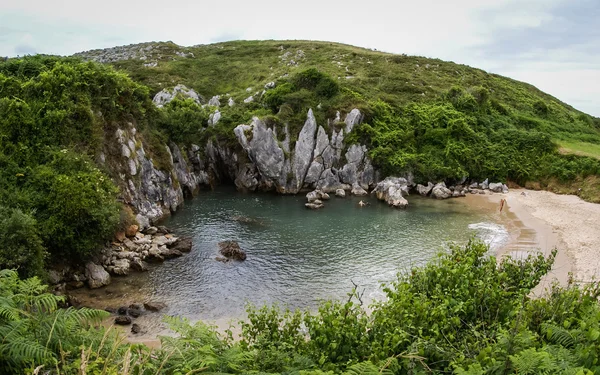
[1,0,598,117]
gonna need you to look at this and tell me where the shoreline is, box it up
[464,188,600,294]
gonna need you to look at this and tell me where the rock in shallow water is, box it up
[335,189,346,197]
[144,301,167,312]
[85,262,111,289]
[114,316,132,325]
[218,240,247,261]
[431,182,452,199]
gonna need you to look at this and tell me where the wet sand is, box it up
[465,188,600,295]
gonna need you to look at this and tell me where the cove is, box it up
[75,187,510,333]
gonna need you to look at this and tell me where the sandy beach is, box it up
[467,188,600,294]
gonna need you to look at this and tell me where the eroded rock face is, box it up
[373,177,411,208]
[416,182,434,196]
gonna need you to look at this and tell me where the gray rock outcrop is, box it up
[152,84,202,108]
[416,182,434,196]
[431,182,452,199]
[85,262,111,289]
[373,177,410,208]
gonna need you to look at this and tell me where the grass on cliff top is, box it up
[558,140,600,160]
[80,40,600,146]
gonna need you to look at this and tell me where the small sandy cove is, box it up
[467,189,600,294]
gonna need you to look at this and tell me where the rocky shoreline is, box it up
[49,225,192,293]
[304,176,510,209]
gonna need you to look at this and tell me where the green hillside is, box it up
[78,40,600,197]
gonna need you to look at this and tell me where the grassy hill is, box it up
[76,40,600,198]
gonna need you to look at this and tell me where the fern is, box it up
[541,323,576,348]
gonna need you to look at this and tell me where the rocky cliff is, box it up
[101,85,377,228]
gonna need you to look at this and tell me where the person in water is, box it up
[499,198,506,212]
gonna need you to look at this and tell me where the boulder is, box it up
[125,225,139,237]
[480,178,489,190]
[171,237,193,253]
[416,182,434,196]
[351,183,368,196]
[502,184,509,194]
[114,316,132,325]
[130,258,148,272]
[305,202,324,209]
[431,182,452,199]
[131,323,141,334]
[112,259,130,276]
[218,240,247,261]
[306,190,320,203]
[489,182,503,193]
[128,308,142,318]
[48,269,63,285]
[373,177,410,208]
[115,231,126,242]
[85,262,111,289]
[335,189,346,197]
[160,248,183,259]
[144,226,158,235]
[144,301,167,312]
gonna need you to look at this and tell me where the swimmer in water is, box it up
[499,198,506,212]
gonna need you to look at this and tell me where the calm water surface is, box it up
[98,187,509,326]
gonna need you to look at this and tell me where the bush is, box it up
[157,97,209,144]
[26,150,120,259]
[533,100,550,116]
[0,207,45,278]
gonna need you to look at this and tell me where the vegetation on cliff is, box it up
[2,40,600,277]
[0,56,155,276]
[82,40,600,199]
[3,241,600,374]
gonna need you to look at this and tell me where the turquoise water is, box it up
[123,187,508,323]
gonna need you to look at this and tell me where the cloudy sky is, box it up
[1,0,598,116]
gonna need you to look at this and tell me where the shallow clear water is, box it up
[116,187,509,323]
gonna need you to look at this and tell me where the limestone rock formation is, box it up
[431,182,452,199]
[85,262,111,289]
[416,182,434,196]
[152,84,202,108]
[373,177,410,208]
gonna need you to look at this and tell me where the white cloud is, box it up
[0,0,598,116]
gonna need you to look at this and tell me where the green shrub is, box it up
[533,100,550,116]
[26,150,120,259]
[0,207,45,278]
[157,97,209,144]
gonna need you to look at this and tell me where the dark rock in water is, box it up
[128,308,142,318]
[218,240,247,261]
[231,215,265,226]
[171,237,192,253]
[160,248,183,259]
[130,258,149,272]
[105,307,117,314]
[131,323,141,334]
[156,225,170,234]
[144,301,167,312]
[129,303,143,310]
[305,202,324,209]
[114,316,132,325]
[118,306,128,315]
